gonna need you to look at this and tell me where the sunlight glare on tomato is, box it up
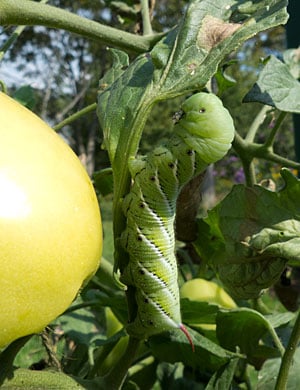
[0,92,102,348]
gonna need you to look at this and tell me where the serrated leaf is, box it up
[97,51,152,164]
[243,55,300,112]
[195,169,300,299]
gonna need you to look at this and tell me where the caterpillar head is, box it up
[176,92,235,163]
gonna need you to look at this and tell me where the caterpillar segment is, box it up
[120,93,235,350]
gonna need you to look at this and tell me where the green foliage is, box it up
[196,169,300,298]
[244,55,300,112]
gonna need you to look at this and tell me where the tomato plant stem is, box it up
[264,111,287,148]
[275,310,300,390]
[103,336,141,389]
[53,103,97,131]
[140,0,153,35]
[0,0,164,53]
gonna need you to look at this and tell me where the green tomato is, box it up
[0,92,102,348]
[180,278,236,309]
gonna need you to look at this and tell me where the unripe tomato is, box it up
[180,278,236,309]
[0,92,102,348]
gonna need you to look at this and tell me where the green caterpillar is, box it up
[121,92,235,347]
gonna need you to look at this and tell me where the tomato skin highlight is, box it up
[0,92,103,348]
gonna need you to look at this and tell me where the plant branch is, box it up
[255,148,300,170]
[0,25,26,62]
[53,103,96,131]
[264,111,288,148]
[0,0,165,54]
[275,310,300,390]
[267,325,285,358]
[245,105,270,143]
[233,132,257,186]
[233,130,300,185]
[102,336,141,389]
[0,0,48,61]
[140,0,153,35]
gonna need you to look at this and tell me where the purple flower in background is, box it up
[234,167,245,183]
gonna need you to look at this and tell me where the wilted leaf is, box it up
[195,169,300,299]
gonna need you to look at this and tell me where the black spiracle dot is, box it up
[139,202,145,208]
[144,298,149,303]
[149,175,156,182]
[187,150,194,156]
[139,269,145,275]
[148,320,154,326]
[137,235,143,241]
[168,162,175,169]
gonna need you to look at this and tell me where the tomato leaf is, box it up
[216,308,280,363]
[205,357,239,390]
[180,298,219,325]
[195,169,300,299]
[243,55,300,113]
[149,326,239,372]
[257,347,300,389]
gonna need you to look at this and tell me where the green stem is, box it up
[233,129,300,186]
[256,148,300,170]
[264,111,287,148]
[102,336,141,389]
[251,297,272,315]
[233,133,257,186]
[0,0,165,54]
[245,105,270,143]
[268,324,285,358]
[0,25,26,61]
[0,0,48,61]
[275,312,300,390]
[275,310,300,390]
[53,103,97,131]
[140,0,153,35]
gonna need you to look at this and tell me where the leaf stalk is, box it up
[0,0,164,54]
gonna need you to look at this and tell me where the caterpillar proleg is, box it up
[121,93,235,348]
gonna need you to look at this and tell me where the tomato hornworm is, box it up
[120,92,235,348]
